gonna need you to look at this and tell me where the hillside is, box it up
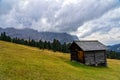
[0,41,120,80]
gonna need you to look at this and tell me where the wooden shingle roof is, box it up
[74,40,107,51]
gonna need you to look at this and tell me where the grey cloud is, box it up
[52,0,120,32]
[75,7,120,45]
[0,0,120,44]
[0,0,19,15]
[0,0,120,32]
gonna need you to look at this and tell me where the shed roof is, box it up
[74,40,107,51]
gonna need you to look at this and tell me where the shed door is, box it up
[85,52,95,65]
[95,51,105,64]
[77,51,84,62]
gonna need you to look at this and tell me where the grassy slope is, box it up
[0,41,120,80]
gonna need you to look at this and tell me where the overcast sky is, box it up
[0,0,120,45]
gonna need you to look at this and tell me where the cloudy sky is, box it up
[0,0,120,45]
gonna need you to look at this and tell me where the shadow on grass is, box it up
[64,60,109,70]
[56,54,109,70]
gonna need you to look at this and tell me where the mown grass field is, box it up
[0,41,120,80]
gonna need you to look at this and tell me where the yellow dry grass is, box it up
[0,41,120,80]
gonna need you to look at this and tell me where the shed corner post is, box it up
[104,50,107,66]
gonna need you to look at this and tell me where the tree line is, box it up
[1,32,120,59]
[107,51,120,59]
[0,32,71,53]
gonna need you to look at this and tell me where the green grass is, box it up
[0,41,120,80]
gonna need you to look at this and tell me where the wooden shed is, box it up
[69,40,107,66]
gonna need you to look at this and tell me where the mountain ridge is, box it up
[108,44,120,52]
[0,28,79,43]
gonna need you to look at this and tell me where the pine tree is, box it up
[38,40,44,49]
[52,39,62,52]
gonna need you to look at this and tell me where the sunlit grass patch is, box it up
[0,41,120,80]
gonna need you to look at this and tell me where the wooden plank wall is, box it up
[85,52,95,65]
[71,51,78,61]
[95,51,105,64]
[85,51,105,65]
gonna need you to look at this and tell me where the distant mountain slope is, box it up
[0,28,78,43]
[108,44,120,52]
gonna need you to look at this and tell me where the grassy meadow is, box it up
[0,41,120,80]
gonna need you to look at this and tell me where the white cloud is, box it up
[80,27,120,45]
[75,7,120,45]
[0,0,120,44]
